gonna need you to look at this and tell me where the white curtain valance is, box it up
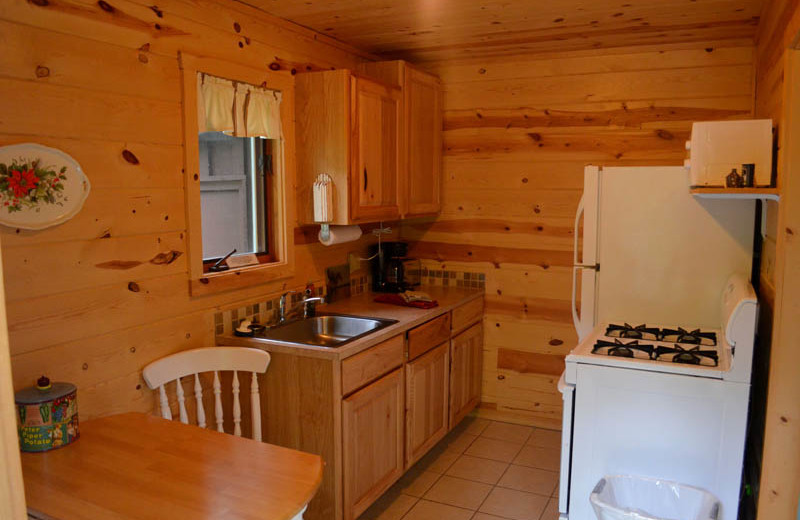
[197,72,282,139]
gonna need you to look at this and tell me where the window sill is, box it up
[190,261,294,296]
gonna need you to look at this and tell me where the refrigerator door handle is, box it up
[573,195,585,266]
[571,266,581,334]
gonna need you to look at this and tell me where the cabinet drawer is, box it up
[451,297,484,334]
[342,335,404,396]
[407,313,451,361]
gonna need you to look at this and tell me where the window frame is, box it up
[180,53,295,296]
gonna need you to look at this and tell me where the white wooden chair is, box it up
[142,346,270,441]
[143,346,310,519]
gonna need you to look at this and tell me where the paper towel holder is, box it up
[320,223,331,242]
[313,173,334,241]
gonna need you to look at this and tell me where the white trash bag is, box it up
[590,475,721,520]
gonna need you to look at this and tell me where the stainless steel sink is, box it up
[257,314,397,348]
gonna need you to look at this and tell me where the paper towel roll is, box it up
[318,224,362,246]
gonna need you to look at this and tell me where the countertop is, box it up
[218,286,483,360]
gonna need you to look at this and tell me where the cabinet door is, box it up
[342,368,404,520]
[403,67,442,217]
[450,323,483,428]
[350,77,401,222]
[405,342,449,467]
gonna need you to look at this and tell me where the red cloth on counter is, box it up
[373,294,439,309]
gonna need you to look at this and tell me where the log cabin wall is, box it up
[0,0,376,420]
[752,1,800,518]
[403,44,756,429]
[756,0,800,295]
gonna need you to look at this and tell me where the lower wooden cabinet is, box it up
[342,368,405,520]
[405,342,450,467]
[255,297,484,520]
[450,323,483,427]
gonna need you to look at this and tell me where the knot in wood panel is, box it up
[35,66,50,78]
[122,149,140,164]
[97,0,114,13]
[656,129,674,140]
[150,250,182,265]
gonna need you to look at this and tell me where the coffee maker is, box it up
[369,241,415,293]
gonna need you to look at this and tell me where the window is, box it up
[180,54,296,295]
[198,133,274,263]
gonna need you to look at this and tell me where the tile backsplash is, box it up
[214,262,484,336]
[214,284,325,336]
[408,266,486,290]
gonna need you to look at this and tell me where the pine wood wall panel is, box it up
[0,0,372,420]
[753,1,800,519]
[404,44,754,428]
[755,0,800,296]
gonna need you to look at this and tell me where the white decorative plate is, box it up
[0,143,91,230]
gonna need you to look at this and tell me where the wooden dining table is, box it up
[20,412,323,520]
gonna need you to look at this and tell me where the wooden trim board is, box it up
[757,48,800,520]
[0,242,25,519]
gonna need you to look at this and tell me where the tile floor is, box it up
[358,417,562,520]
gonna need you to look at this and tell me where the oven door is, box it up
[557,371,574,519]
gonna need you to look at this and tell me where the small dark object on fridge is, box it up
[741,163,755,187]
[726,168,743,188]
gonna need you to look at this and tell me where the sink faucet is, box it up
[278,290,325,324]
[299,296,324,318]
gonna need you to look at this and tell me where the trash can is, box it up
[590,475,721,520]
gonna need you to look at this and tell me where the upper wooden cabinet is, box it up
[351,77,402,222]
[403,66,443,217]
[360,60,443,219]
[295,63,442,225]
[295,69,401,225]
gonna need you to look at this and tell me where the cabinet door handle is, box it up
[363,167,368,191]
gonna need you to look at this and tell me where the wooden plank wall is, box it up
[755,0,800,292]
[404,44,755,429]
[0,0,375,420]
[753,1,800,518]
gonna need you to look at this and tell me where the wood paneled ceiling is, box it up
[242,0,764,62]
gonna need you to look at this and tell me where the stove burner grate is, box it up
[592,339,654,359]
[655,345,719,366]
[605,323,661,341]
[660,327,717,346]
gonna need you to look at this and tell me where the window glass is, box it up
[198,132,272,261]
